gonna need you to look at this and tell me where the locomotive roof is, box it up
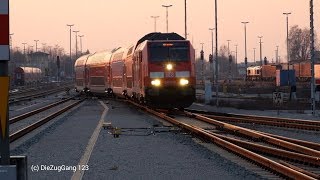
[135,32,185,49]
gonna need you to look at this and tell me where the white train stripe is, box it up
[0,45,9,60]
[0,0,9,14]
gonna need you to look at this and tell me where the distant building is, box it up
[27,51,50,74]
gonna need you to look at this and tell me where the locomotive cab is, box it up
[143,40,196,109]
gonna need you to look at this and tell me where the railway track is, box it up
[10,82,70,95]
[9,84,73,105]
[127,100,320,179]
[185,109,320,131]
[9,98,84,143]
[9,97,75,124]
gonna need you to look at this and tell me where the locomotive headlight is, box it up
[166,64,173,71]
[179,79,189,86]
[151,79,161,86]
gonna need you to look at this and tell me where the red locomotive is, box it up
[74,32,196,108]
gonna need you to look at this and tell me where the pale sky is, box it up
[10,0,320,63]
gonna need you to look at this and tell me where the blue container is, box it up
[276,70,296,86]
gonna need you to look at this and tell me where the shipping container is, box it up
[293,64,300,78]
[315,64,320,79]
[316,63,320,85]
[261,65,276,79]
[293,62,311,78]
[300,63,311,78]
[276,69,296,86]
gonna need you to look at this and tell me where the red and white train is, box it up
[14,67,43,86]
[75,33,196,109]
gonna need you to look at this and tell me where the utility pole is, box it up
[228,52,232,82]
[215,0,219,107]
[209,28,215,81]
[241,21,249,79]
[73,31,79,59]
[34,40,39,52]
[235,44,238,75]
[253,48,256,65]
[42,43,46,52]
[283,13,291,69]
[162,5,172,33]
[73,30,79,79]
[78,35,84,55]
[276,46,279,64]
[227,40,231,55]
[200,42,205,84]
[258,36,263,66]
[67,24,74,76]
[310,0,316,115]
[184,0,187,39]
[151,16,159,32]
[283,12,291,87]
[22,43,27,55]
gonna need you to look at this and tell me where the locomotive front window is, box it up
[149,42,189,62]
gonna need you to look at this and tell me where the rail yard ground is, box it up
[8,95,285,179]
[5,88,320,179]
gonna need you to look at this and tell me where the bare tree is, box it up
[288,25,318,61]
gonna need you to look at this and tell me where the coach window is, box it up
[248,70,251,75]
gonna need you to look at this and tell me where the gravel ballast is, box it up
[83,100,264,180]
[11,100,103,180]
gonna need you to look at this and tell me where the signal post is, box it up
[0,1,27,179]
[0,0,10,166]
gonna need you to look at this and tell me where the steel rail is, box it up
[9,85,72,105]
[184,111,320,157]
[279,161,320,179]
[204,114,320,131]
[259,131,320,151]
[185,109,320,150]
[209,131,320,166]
[10,82,70,96]
[10,99,84,142]
[9,97,74,124]
[127,100,316,179]
[185,109,320,126]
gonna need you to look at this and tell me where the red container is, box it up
[261,65,276,78]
